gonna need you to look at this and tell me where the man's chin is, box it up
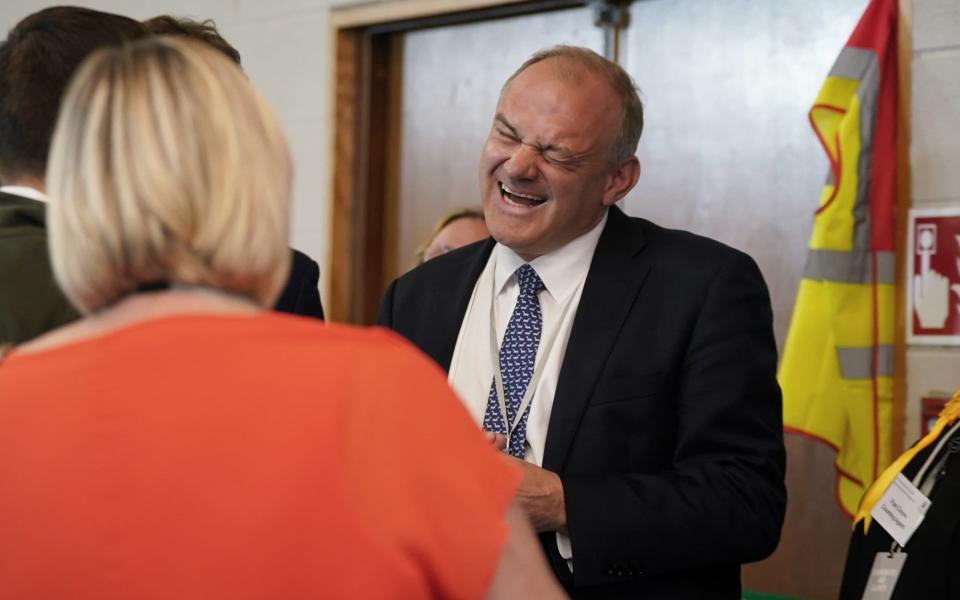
[489,233,543,261]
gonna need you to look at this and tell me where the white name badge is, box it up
[861,551,907,600]
[869,474,931,547]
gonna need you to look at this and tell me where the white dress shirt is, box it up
[448,210,608,565]
[0,185,47,203]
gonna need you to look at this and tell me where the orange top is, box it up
[0,313,520,599]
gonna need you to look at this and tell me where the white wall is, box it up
[0,0,378,309]
[905,0,960,441]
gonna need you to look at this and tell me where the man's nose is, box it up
[503,144,539,180]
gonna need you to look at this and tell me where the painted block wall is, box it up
[906,0,960,441]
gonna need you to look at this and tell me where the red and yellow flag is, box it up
[779,0,899,518]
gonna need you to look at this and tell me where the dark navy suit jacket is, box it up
[377,206,786,599]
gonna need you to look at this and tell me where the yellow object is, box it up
[779,0,898,519]
[854,392,960,531]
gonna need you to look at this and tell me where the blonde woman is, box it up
[415,207,489,265]
[0,38,563,600]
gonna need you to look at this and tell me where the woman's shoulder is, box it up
[226,313,446,381]
[253,312,424,354]
[6,311,422,370]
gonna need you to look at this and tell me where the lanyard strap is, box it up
[487,267,580,450]
[855,392,960,532]
[914,419,960,493]
[883,419,960,554]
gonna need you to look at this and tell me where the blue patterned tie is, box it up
[483,264,544,458]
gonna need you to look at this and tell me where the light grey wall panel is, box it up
[621,0,867,350]
[911,49,960,203]
[914,0,960,53]
[906,347,960,440]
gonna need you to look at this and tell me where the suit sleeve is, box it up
[561,251,786,585]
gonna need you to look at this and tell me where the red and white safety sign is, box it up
[908,207,960,344]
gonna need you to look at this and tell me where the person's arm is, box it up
[559,251,786,585]
[347,331,564,598]
[484,502,567,600]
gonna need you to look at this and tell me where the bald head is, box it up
[503,45,643,164]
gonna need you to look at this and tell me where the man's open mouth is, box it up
[500,182,547,207]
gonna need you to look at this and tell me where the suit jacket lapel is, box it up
[427,238,496,372]
[543,207,650,472]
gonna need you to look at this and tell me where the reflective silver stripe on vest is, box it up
[836,345,894,379]
[803,249,894,284]
[819,47,880,253]
[852,49,879,253]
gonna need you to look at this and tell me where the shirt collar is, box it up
[0,185,47,203]
[493,209,608,303]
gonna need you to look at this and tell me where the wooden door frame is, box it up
[328,0,585,324]
[891,0,912,456]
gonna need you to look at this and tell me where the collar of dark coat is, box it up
[0,190,46,229]
[430,205,646,368]
[436,206,647,371]
[600,203,647,257]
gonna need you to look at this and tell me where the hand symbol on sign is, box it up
[915,270,950,329]
[914,226,950,329]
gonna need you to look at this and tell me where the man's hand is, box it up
[481,430,567,533]
[483,431,508,451]
[504,455,567,534]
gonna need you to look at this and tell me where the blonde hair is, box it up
[414,206,485,266]
[46,36,292,313]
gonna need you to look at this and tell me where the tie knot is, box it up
[515,264,543,297]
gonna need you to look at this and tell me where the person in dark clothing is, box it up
[839,392,960,599]
[0,7,148,344]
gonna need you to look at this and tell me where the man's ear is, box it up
[601,156,641,207]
